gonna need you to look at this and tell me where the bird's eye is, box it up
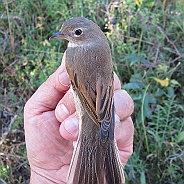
[74,29,83,36]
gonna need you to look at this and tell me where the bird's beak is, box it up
[49,30,66,40]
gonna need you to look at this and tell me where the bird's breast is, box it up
[65,44,112,80]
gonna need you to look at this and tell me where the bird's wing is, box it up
[66,46,114,141]
[96,75,115,142]
[69,69,114,142]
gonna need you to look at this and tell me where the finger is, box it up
[59,114,79,141]
[115,117,134,165]
[114,90,134,121]
[61,114,134,165]
[25,53,70,116]
[56,73,122,123]
[59,89,134,143]
[55,89,75,123]
[55,89,78,141]
[114,72,121,90]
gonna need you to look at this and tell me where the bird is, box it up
[50,17,125,184]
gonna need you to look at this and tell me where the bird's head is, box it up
[50,17,107,47]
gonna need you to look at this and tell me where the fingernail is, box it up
[115,113,120,125]
[64,116,79,135]
[57,104,70,121]
[59,71,70,87]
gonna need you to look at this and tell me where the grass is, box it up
[0,0,184,183]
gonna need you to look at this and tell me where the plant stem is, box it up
[141,83,150,154]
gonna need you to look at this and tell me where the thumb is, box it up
[25,57,70,117]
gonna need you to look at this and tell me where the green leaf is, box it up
[167,87,175,97]
[147,129,155,136]
[145,1,155,7]
[140,171,146,184]
[131,93,142,101]
[147,94,156,104]
[177,131,184,143]
[154,88,165,97]
[123,73,143,90]
[121,54,148,66]
[123,82,142,89]
[143,103,152,118]
[170,79,181,87]
[131,73,142,80]
[0,4,6,11]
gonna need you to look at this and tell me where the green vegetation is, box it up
[0,0,184,183]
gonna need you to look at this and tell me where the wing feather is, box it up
[66,45,114,138]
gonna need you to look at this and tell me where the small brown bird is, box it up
[50,17,125,184]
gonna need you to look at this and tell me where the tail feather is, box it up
[70,133,105,184]
[67,129,125,184]
[105,140,125,184]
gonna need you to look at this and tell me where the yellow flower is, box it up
[154,78,169,87]
[135,0,143,6]
[40,40,51,46]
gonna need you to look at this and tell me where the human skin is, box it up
[24,59,134,184]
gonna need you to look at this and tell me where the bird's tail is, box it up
[67,119,125,184]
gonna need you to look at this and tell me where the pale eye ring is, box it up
[74,28,83,36]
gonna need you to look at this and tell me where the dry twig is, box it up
[0,114,17,145]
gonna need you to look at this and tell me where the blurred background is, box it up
[0,0,184,183]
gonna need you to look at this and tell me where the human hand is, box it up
[24,58,134,184]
